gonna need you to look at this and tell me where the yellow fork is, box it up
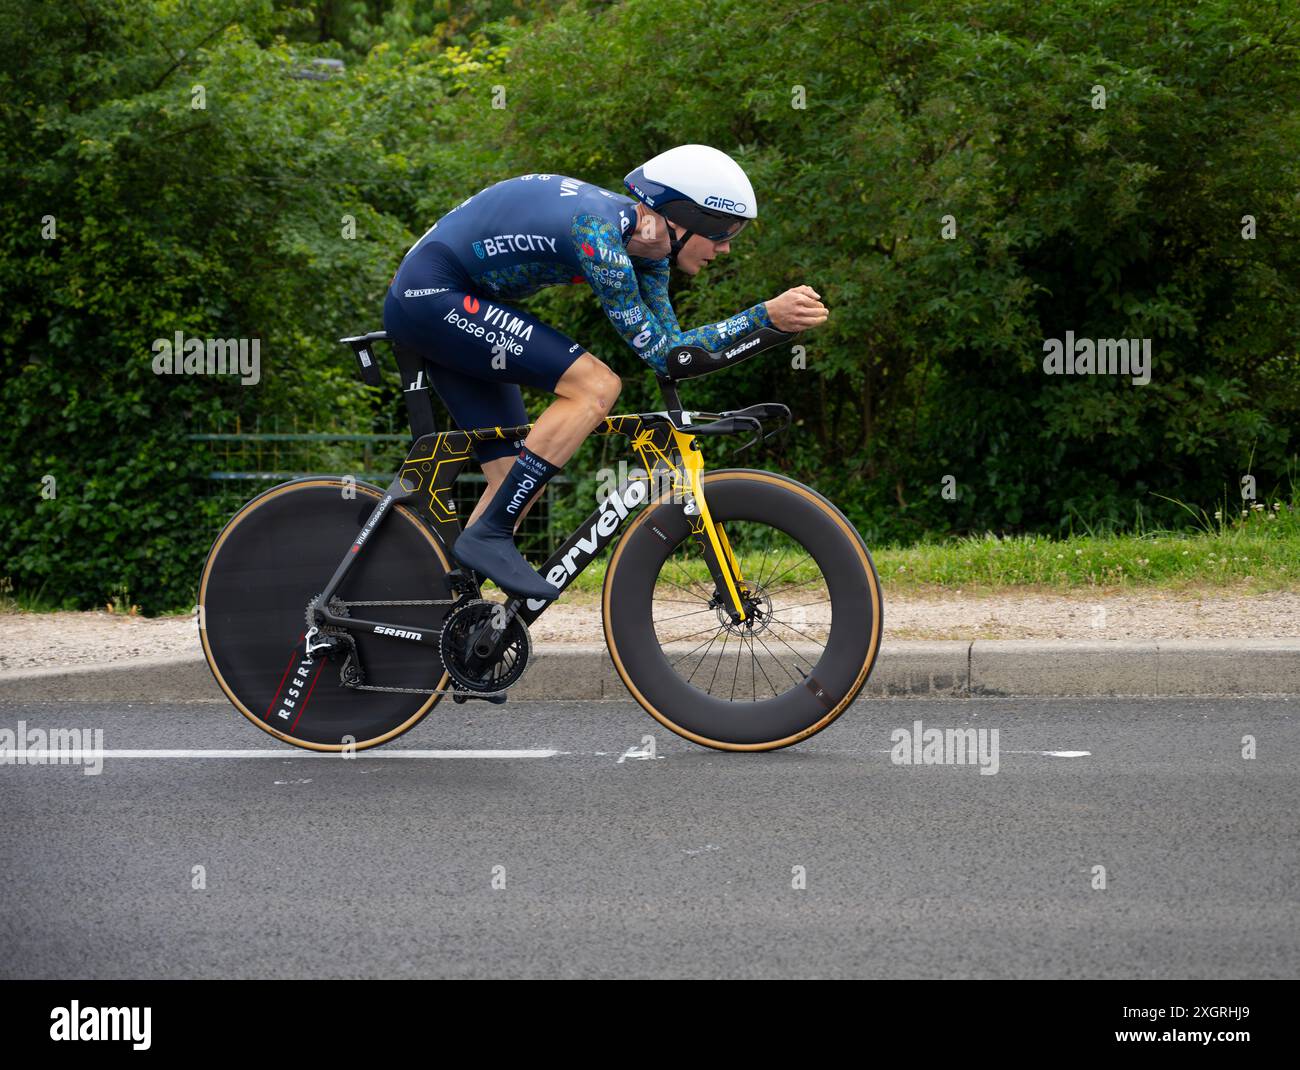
[670,427,748,622]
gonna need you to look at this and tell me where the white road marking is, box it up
[9,749,559,760]
[868,748,1090,757]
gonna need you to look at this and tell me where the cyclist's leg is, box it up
[466,354,623,527]
[415,370,533,527]
[523,353,622,467]
[383,286,606,597]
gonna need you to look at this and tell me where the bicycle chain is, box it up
[304,596,507,697]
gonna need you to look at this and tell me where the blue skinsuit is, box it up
[384,173,772,461]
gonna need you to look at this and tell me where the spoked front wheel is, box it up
[603,469,882,750]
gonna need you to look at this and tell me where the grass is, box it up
[3,497,1296,614]
[547,497,1299,595]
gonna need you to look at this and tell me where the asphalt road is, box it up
[1,696,1297,979]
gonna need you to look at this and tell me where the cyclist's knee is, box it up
[592,366,622,416]
[557,353,621,417]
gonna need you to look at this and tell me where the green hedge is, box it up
[1,0,1297,611]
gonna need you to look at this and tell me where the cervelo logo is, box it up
[722,336,762,360]
[374,625,422,640]
[404,287,449,298]
[472,234,558,259]
[704,195,746,213]
[525,481,648,611]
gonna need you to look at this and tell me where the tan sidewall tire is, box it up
[602,469,882,751]
[198,479,451,752]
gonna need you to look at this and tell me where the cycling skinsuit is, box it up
[383,172,773,461]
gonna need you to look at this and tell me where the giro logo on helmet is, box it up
[704,195,747,213]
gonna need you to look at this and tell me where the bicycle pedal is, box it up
[452,691,508,705]
[445,567,481,598]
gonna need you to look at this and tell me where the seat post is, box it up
[392,343,438,442]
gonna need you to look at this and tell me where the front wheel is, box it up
[603,469,883,751]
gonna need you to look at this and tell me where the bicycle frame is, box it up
[309,406,753,650]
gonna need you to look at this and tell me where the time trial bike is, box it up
[198,325,883,752]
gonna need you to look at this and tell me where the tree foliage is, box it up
[2,0,1296,609]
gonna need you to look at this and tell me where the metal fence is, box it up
[187,416,565,556]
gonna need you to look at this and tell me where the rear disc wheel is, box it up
[198,479,453,751]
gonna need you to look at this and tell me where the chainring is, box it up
[438,598,531,694]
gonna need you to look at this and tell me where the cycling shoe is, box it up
[452,524,558,601]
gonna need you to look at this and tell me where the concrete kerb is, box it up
[0,639,1296,704]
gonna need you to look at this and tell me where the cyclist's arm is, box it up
[632,254,774,348]
[572,215,772,373]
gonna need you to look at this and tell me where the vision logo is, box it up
[472,240,486,260]
[463,295,480,314]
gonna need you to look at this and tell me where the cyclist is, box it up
[383,144,828,599]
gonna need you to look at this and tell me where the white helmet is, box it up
[624,144,757,243]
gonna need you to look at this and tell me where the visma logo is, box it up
[703,195,746,213]
[472,240,486,260]
[463,295,480,314]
